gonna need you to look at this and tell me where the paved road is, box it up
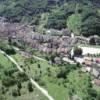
[0,49,54,100]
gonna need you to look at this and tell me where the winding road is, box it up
[0,49,54,100]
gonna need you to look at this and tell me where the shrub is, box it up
[17,81,22,90]
[27,82,33,92]
[74,47,83,56]
[2,77,17,87]
[37,64,41,68]
[17,72,28,82]
[12,89,18,97]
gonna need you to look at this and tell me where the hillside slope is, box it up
[0,0,99,23]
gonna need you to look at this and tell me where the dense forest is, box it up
[0,0,100,36]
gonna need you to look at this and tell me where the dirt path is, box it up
[0,49,54,100]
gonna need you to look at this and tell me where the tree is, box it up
[74,47,83,56]
[27,82,33,92]
[1,86,5,94]
[17,81,22,90]
[89,37,96,45]
[81,16,100,37]
[17,88,21,96]
[17,72,28,81]
[67,4,100,37]
[46,3,76,29]
[56,63,79,79]
[8,37,12,45]
[0,0,49,23]
[12,89,18,97]
[2,77,17,87]
[37,64,41,68]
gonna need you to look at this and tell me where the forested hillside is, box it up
[0,0,65,22]
[0,0,100,36]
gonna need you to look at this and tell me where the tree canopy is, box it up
[67,14,82,35]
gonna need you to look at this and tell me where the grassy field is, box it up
[46,82,69,100]
[26,61,70,100]
[4,81,48,100]
[0,53,14,68]
[30,61,70,100]
[11,53,70,100]
[0,53,15,79]
[41,75,69,100]
[11,53,25,63]
[0,53,48,100]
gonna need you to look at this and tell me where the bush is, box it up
[89,37,96,45]
[12,89,18,97]
[37,64,41,68]
[2,77,17,87]
[27,82,33,92]
[17,72,28,82]
[17,81,22,90]
[0,94,5,100]
[38,79,46,86]
[74,47,83,56]
[0,42,16,55]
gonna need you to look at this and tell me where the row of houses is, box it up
[1,21,99,55]
[0,22,73,54]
